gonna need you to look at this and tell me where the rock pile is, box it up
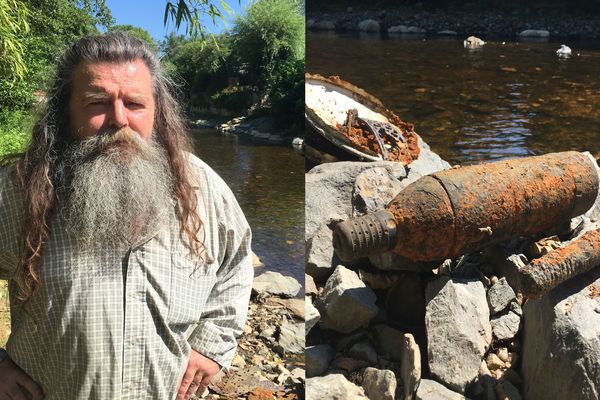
[305,136,600,400]
[307,6,600,39]
[200,271,305,399]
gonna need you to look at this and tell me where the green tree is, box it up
[231,0,304,98]
[110,24,158,52]
[0,0,30,80]
[164,0,234,39]
[164,34,231,107]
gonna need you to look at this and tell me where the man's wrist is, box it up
[0,348,8,364]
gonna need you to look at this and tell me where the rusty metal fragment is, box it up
[520,228,600,299]
[333,151,599,263]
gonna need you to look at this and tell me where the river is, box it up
[192,129,304,283]
[307,32,600,165]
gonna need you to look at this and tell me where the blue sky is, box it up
[105,0,251,42]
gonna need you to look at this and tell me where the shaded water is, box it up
[307,32,600,165]
[192,129,304,282]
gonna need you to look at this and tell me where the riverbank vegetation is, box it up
[0,0,304,161]
[163,0,304,136]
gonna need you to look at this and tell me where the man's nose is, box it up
[108,99,128,128]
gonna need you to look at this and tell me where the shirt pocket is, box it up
[167,255,217,327]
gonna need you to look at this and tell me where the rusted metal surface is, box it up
[333,210,397,261]
[305,73,420,164]
[520,228,600,299]
[333,152,599,262]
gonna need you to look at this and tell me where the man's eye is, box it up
[89,101,108,106]
[126,101,144,109]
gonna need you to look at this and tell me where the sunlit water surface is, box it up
[307,32,600,165]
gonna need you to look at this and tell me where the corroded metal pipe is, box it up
[333,151,599,262]
[520,228,600,299]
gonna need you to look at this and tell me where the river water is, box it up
[307,32,600,165]
[192,129,304,283]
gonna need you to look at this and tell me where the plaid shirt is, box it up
[0,153,253,400]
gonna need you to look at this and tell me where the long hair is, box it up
[15,32,204,302]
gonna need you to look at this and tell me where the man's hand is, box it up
[176,349,220,400]
[0,356,44,400]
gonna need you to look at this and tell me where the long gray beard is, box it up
[56,127,175,248]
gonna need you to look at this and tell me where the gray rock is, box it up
[306,345,336,377]
[306,224,337,282]
[400,333,421,400]
[306,374,369,399]
[305,274,318,296]
[522,269,600,400]
[318,265,379,333]
[358,19,380,32]
[416,379,466,400]
[388,25,425,34]
[464,36,485,47]
[426,277,492,393]
[305,161,407,240]
[353,167,405,216]
[252,271,301,298]
[362,367,397,400]
[348,340,378,365]
[311,20,336,31]
[372,325,404,361]
[276,319,304,355]
[487,277,516,314]
[306,296,321,333]
[518,29,550,38]
[491,311,521,341]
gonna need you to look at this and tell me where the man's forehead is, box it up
[72,60,153,91]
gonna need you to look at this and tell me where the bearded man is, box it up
[0,32,253,400]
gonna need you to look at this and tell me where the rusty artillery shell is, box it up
[333,151,599,262]
[520,228,600,299]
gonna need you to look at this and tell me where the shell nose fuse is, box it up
[332,151,599,262]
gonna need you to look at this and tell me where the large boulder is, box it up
[358,19,380,32]
[318,265,379,333]
[306,374,369,399]
[425,277,492,393]
[521,268,600,400]
[305,161,407,240]
[252,271,301,298]
[518,29,550,38]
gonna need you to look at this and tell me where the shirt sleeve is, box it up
[186,184,253,369]
[0,165,22,281]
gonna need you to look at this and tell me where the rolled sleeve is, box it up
[187,188,253,369]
